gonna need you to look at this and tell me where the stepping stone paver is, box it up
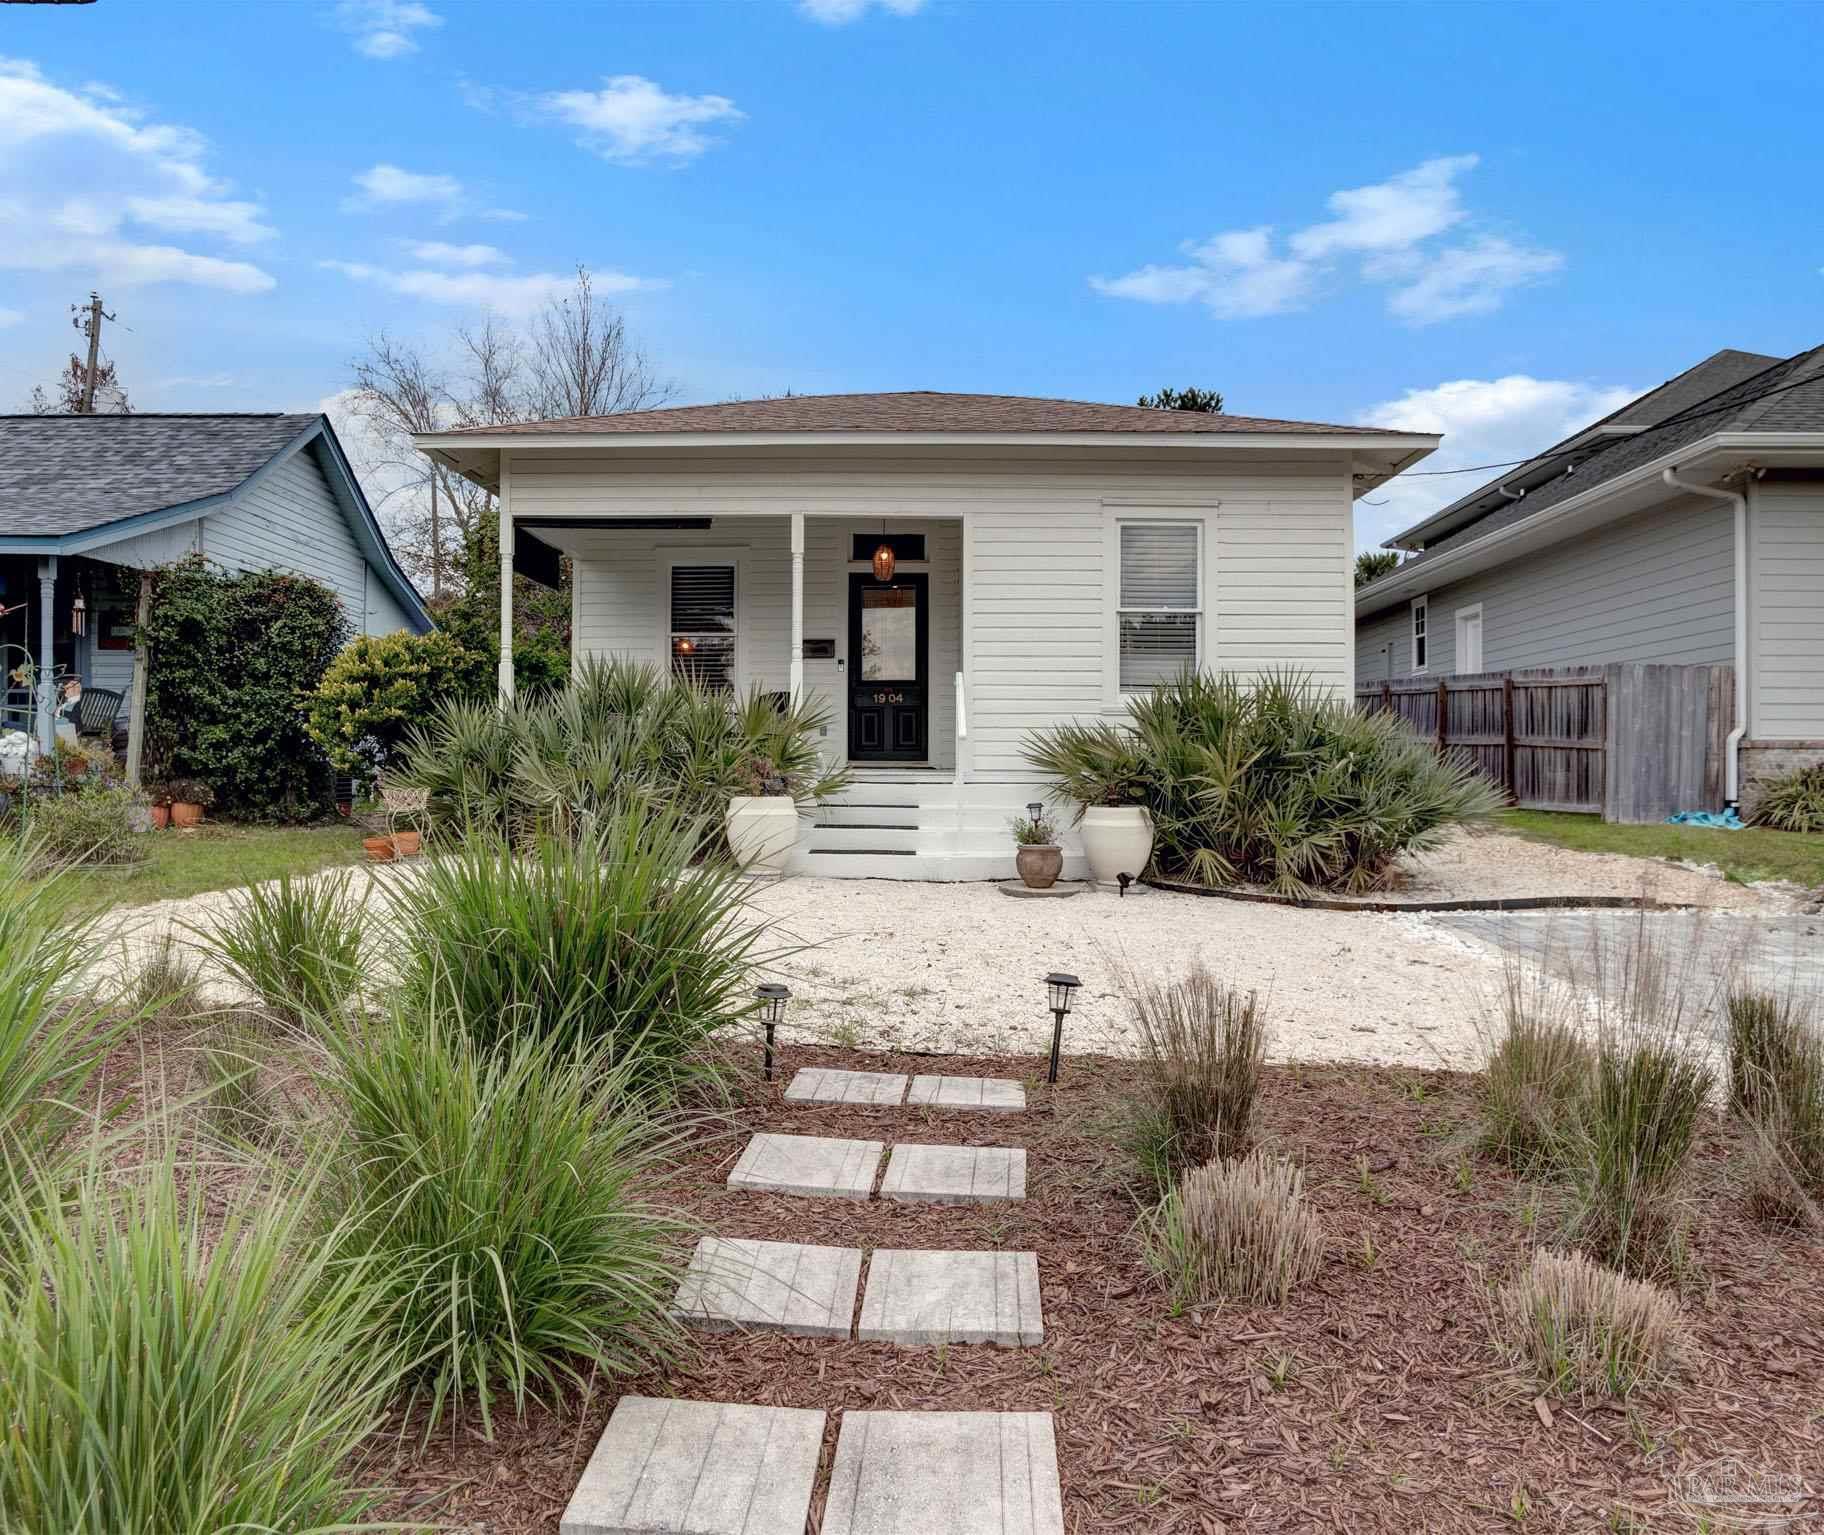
[673,1236,862,1338]
[728,1132,884,1200]
[906,1074,1026,1112]
[785,1067,909,1105]
[820,1410,1065,1535]
[858,1248,1043,1346]
[560,1396,823,1535]
[879,1142,1026,1204]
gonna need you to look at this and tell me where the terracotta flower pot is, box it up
[392,829,422,857]
[363,834,396,863]
[170,802,203,829]
[1014,843,1063,889]
[150,804,170,830]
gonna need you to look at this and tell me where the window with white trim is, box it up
[670,564,736,692]
[1410,595,1428,673]
[1118,522,1201,691]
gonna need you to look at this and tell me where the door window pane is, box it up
[860,586,917,681]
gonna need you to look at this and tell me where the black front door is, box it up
[848,572,928,762]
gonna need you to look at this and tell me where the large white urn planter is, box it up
[726,795,800,877]
[1079,805,1154,887]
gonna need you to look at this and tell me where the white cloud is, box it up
[800,0,925,21]
[0,58,276,293]
[1354,375,1637,548]
[345,162,463,210]
[323,257,663,315]
[335,0,442,59]
[400,240,509,267]
[1093,155,1562,326]
[0,307,21,328]
[539,75,743,164]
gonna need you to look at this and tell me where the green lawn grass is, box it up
[1495,810,1824,889]
[41,822,370,925]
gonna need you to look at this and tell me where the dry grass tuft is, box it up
[1479,961,1593,1174]
[1128,966,1266,1198]
[1142,1149,1324,1308]
[1495,1247,1685,1400]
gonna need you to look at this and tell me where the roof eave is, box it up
[1355,431,1824,618]
[414,427,1437,454]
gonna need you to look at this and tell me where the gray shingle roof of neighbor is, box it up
[431,390,1414,438]
[1382,343,1824,575]
[0,412,319,537]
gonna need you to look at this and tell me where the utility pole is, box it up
[72,291,116,414]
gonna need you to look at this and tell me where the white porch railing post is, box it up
[496,456,514,702]
[788,512,805,706]
[35,555,57,756]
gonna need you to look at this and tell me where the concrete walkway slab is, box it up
[906,1074,1026,1112]
[879,1143,1026,1204]
[673,1237,862,1339]
[785,1067,909,1105]
[858,1249,1043,1346]
[729,1132,884,1200]
[821,1410,1064,1535]
[561,1395,823,1535]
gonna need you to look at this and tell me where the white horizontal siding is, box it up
[512,450,1355,782]
[1355,494,1734,683]
[1751,482,1824,738]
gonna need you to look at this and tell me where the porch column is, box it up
[496,457,514,702]
[35,556,56,756]
[788,512,805,706]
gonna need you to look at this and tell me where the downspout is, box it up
[1662,467,1747,808]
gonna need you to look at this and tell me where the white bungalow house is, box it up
[418,392,1435,878]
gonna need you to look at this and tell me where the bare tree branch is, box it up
[525,265,676,420]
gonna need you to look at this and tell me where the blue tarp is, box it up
[1666,809,1745,829]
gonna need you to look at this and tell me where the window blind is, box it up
[670,565,736,692]
[1118,523,1199,689]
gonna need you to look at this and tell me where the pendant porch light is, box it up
[871,520,895,582]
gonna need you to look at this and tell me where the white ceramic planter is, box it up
[1079,805,1154,886]
[726,795,800,877]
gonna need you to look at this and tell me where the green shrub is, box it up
[1024,670,1502,895]
[141,555,350,822]
[400,655,845,846]
[1495,1248,1684,1400]
[1479,963,1594,1174]
[0,1154,399,1533]
[304,627,485,782]
[1142,1150,1325,1307]
[1751,761,1824,833]
[1128,968,1266,1198]
[193,869,367,1028]
[323,998,687,1436]
[385,806,762,1088]
[25,784,148,866]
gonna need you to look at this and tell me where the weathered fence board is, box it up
[1356,663,1732,823]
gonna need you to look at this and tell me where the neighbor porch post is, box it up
[34,555,57,756]
[789,511,805,706]
[496,454,514,702]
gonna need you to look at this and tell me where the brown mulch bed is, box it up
[359,1044,1824,1534]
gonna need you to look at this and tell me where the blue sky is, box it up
[3,0,1821,548]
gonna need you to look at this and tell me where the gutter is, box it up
[1662,467,1748,808]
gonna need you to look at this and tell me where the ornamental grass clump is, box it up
[1495,1248,1685,1401]
[1725,986,1824,1226]
[193,868,366,1028]
[1750,760,1824,833]
[1479,961,1595,1175]
[1142,1150,1324,1308]
[0,1153,400,1534]
[1128,967,1266,1198]
[386,803,764,1090]
[1024,670,1501,895]
[321,994,689,1437]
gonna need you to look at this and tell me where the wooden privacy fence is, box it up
[1355,663,1734,823]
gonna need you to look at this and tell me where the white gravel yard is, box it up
[88,825,1788,1073]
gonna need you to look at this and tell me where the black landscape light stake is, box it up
[756,984,790,1081]
[1042,972,1081,1085]
[1116,872,1133,898]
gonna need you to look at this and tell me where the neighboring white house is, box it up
[1354,344,1824,814]
[419,391,1435,878]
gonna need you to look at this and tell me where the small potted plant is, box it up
[725,756,800,878]
[1010,809,1063,889]
[165,777,215,829]
[146,781,174,830]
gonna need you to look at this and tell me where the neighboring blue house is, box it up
[0,412,429,754]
